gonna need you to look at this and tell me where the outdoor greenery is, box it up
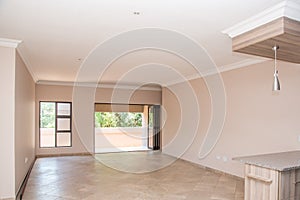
[40,102,55,128]
[41,102,143,128]
[95,112,143,128]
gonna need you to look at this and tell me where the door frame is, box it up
[147,105,160,150]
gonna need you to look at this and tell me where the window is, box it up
[40,102,72,148]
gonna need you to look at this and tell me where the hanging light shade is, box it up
[273,70,280,91]
[272,46,280,91]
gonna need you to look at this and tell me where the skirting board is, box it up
[15,158,36,200]
[36,152,92,158]
[178,157,243,181]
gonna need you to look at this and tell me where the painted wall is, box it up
[0,46,16,199]
[35,84,161,156]
[35,85,88,156]
[95,127,147,150]
[14,52,35,193]
[162,61,300,177]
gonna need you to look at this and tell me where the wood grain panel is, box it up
[245,164,279,200]
[232,17,300,64]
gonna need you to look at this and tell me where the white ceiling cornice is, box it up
[36,80,162,91]
[222,0,300,38]
[164,58,268,87]
[218,58,270,73]
[0,38,38,82]
[0,38,22,48]
[16,47,38,82]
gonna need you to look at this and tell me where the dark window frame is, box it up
[39,101,72,148]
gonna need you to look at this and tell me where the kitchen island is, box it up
[234,151,300,200]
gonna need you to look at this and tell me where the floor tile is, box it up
[23,152,244,200]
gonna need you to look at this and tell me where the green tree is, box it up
[94,112,142,128]
[40,102,55,128]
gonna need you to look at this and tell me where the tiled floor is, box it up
[23,152,244,200]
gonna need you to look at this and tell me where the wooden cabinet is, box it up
[279,169,300,200]
[245,164,279,200]
[245,164,300,200]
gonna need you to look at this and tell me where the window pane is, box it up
[57,132,71,146]
[57,118,71,131]
[40,127,55,147]
[40,102,56,147]
[40,102,55,128]
[57,103,71,116]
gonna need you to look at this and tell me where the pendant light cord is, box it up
[273,45,279,74]
[274,46,277,73]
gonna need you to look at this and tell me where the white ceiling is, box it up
[0,0,283,86]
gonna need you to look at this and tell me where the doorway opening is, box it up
[94,103,160,153]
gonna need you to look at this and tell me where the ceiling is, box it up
[0,0,284,86]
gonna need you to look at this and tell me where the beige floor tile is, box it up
[23,152,244,200]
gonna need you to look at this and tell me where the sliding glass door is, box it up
[148,105,160,150]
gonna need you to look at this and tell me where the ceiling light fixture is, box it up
[272,45,280,91]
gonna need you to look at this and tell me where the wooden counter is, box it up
[234,151,300,200]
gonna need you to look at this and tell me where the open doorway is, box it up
[94,103,160,153]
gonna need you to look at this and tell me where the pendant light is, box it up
[272,45,280,91]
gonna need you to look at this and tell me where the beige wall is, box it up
[35,85,88,156]
[0,46,16,199]
[14,52,35,193]
[35,84,161,156]
[162,61,300,177]
[0,47,35,199]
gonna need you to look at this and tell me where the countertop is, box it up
[233,151,300,171]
